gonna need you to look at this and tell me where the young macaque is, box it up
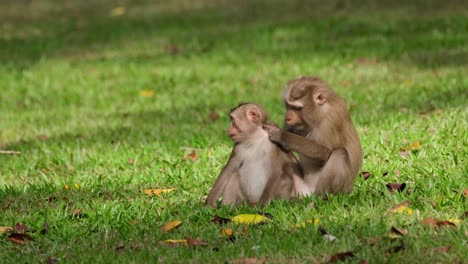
[205,103,306,207]
[264,76,363,195]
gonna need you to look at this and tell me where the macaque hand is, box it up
[263,123,282,143]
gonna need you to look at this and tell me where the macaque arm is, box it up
[205,150,240,207]
[279,131,332,162]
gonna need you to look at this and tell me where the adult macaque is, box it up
[205,103,306,207]
[264,76,362,195]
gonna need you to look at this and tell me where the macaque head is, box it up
[282,76,333,134]
[227,103,268,143]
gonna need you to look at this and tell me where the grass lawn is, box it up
[0,0,467,263]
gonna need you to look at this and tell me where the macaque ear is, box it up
[314,89,327,106]
[247,108,261,122]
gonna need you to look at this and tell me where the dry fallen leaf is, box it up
[327,251,355,263]
[361,171,371,181]
[403,141,421,151]
[390,201,413,215]
[231,213,271,225]
[38,134,48,141]
[463,188,468,197]
[7,233,32,245]
[143,188,176,196]
[389,226,408,238]
[164,239,187,246]
[184,151,197,161]
[295,218,320,228]
[0,226,13,235]
[386,183,407,194]
[139,89,155,97]
[15,222,27,233]
[185,237,208,247]
[232,256,268,264]
[399,150,409,157]
[208,111,220,121]
[421,217,457,228]
[110,6,126,17]
[426,246,451,253]
[221,228,233,237]
[161,220,183,232]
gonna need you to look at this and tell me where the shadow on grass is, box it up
[1,0,467,68]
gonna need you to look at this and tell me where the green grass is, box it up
[0,0,467,263]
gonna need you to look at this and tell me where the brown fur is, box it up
[205,103,304,207]
[265,76,362,195]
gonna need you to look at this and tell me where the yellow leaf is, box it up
[405,141,421,151]
[144,188,175,196]
[447,218,462,225]
[65,184,69,190]
[74,183,80,189]
[161,220,182,232]
[164,239,187,245]
[294,218,319,228]
[110,6,126,17]
[0,226,12,235]
[139,89,155,97]
[221,228,233,237]
[231,214,270,225]
[390,205,413,215]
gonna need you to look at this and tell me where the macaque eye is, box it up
[292,106,302,111]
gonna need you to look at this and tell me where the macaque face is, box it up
[227,106,262,143]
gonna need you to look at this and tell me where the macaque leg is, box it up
[221,172,243,205]
[314,148,353,195]
[291,174,312,197]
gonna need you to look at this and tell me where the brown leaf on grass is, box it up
[7,233,33,245]
[184,151,197,161]
[327,251,355,263]
[164,44,182,55]
[367,237,379,246]
[340,80,351,87]
[46,257,59,264]
[463,188,468,197]
[386,183,407,194]
[143,188,176,196]
[426,246,451,254]
[70,209,85,218]
[359,260,369,264]
[421,217,456,228]
[208,111,220,121]
[128,158,134,165]
[210,215,232,225]
[399,150,409,157]
[389,226,408,238]
[232,256,268,264]
[38,134,48,141]
[160,220,183,232]
[15,222,27,233]
[185,237,208,247]
[361,171,371,181]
